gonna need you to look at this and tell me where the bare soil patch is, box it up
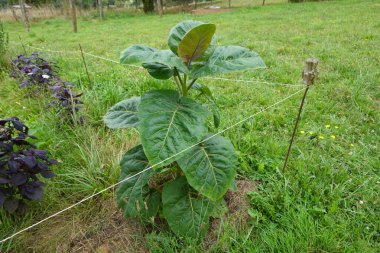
[204,179,259,248]
[19,199,147,253]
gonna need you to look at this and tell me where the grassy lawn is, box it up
[1,0,379,251]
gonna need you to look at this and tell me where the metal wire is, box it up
[9,42,302,87]
[0,87,305,244]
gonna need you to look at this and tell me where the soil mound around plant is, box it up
[204,179,258,249]
[18,180,256,252]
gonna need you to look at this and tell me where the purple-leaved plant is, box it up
[10,51,85,124]
[0,117,57,214]
[48,80,84,124]
[10,51,58,91]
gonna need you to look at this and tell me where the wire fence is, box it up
[1,41,307,244]
[0,87,306,244]
[9,41,305,88]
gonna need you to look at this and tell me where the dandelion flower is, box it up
[331,135,336,139]
[319,136,324,139]
[325,124,330,128]
[300,130,305,134]
[335,126,339,129]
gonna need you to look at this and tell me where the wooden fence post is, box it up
[282,58,318,173]
[156,0,163,17]
[98,0,104,21]
[68,0,77,33]
[11,7,19,22]
[19,0,29,32]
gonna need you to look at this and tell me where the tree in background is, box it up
[141,0,153,13]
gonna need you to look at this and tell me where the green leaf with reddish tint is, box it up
[178,24,216,64]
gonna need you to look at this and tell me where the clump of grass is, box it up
[0,23,9,74]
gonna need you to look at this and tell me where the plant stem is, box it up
[187,78,197,91]
[173,67,183,95]
[182,74,187,96]
[174,75,182,96]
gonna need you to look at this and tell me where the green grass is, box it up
[1,0,379,251]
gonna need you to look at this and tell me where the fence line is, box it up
[0,87,305,244]
[82,51,144,69]
[204,76,305,87]
[9,41,304,88]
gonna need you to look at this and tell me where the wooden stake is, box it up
[79,44,92,88]
[69,0,77,33]
[156,0,163,17]
[262,0,265,5]
[19,0,29,32]
[11,7,19,22]
[282,59,318,173]
[98,0,104,21]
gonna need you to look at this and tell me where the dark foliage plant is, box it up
[10,51,58,91]
[104,20,265,239]
[10,51,84,124]
[47,80,84,124]
[0,117,57,214]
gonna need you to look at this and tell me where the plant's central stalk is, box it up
[173,68,191,97]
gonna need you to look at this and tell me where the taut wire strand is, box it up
[8,42,302,87]
[0,88,305,244]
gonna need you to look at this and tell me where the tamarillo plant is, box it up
[0,117,57,214]
[104,20,265,238]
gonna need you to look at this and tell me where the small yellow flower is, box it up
[309,131,314,135]
[319,136,325,139]
[331,135,336,139]
[300,130,305,134]
[325,124,330,128]
[350,143,354,147]
[335,126,339,129]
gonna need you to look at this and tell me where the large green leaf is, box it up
[117,145,159,220]
[142,62,173,80]
[162,177,211,238]
[104,97,140,129]
[120,45,188,74]
[168,20,204,55]
[177,134,238,201]
[138,90,209,167]
[190,46,266,79]
[178,24,216,64]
